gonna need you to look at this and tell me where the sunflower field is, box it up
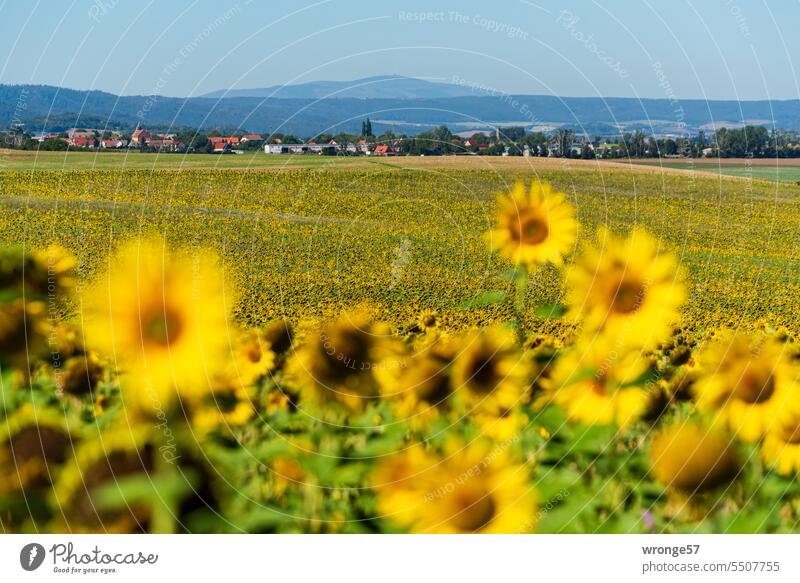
[1,162,800,534]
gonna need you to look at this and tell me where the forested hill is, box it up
[2,84,799,136]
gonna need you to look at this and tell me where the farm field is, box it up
[0,149,369,171]
[1,157,797,332]
[2,156,800,535]
[631,157,800,182]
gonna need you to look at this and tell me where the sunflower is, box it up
[51,425,157,532]
[376,335,458,426]
[231,327,276,386]
[0,405,74,495]
[0,244,76,300]
[473,407,529,441]
[451,327,530,415]
[417,310,440,332]
[185,328,269,434]
[761,409,800,475]
[0,299,49,369]
[190,380,256,435]
[566,228,685,349]
[649,422,740,495]
[262,318,294,357]
[540,337,654,427]
[56,352,105,396]
[264,437,314,498]
[374,439,536,533]
[51,424,218,533]
[693,333,799,442]
[371,443,433,497]
[487,181,576,269]
[82,238,233,417]
[287,312,398,412]
[270,456,307,497]
[30,244,78,299]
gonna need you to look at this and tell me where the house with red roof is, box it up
[130,129,150,148]
[67,136,93,148]
[373,144,395,156]
[464,139,489,152]
[30,133,62,143]
[209,136,240,146]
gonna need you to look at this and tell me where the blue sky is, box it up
[0,0,797,100]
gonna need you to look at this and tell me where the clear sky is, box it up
[0,0,797,100]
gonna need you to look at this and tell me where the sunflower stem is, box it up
[150,439,179,534]
[513,265,529,343]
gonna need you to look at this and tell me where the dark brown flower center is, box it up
[611,280,645,314]
[780,418,800,444]
[450,492,497,532]
[142,305,184,347]
[323,328,372,378]
[466,354,501,395]
[513,214,549,245]
[734,369,775,404]
[591,375,608,396]
[417,371,452,406]
[8,426,71,464]
[246,343,263,364]
[264,319,293,354]
[212,389,241,413]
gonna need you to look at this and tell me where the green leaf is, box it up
[232,506,295,532]
[570,424,616,455]
[461,290,506,309]
[92,468,199,511]
[331,463,368,486]
[535,303,568,319]
[719,504,779,533]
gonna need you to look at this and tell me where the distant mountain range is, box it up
[2,77,800,137]
[201,75,475,99]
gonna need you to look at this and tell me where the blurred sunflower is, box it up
[191,380,256,435]
[0,405,74,495]
[693,333,799,442]
[45,323,106,397]
[374,439,536,533]
[231,327,276,386]
[30,244,78,299]
[51,424,218,533]
[371,443,432,494]
[185,328,271,434]
[540,338,654,427]
[0,299,50,369]
[761,409,800,475]
[473,407,529,441]
[451,327,530,415]
[287,312,398,412]
[0,244,76,300]
[82,238,233,417]
[376,335,457,426]
[270,456,307,497]
[487,181,577,269]
[649,422,740,496]
[55,352,105,397]
[262,318,294,359]
[51,425,157,533]
[566,228,685,349]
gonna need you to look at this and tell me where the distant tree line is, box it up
[4,121,800,158]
